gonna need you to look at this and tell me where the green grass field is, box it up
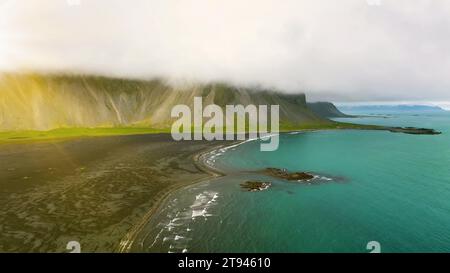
[0,121,381,144]
[0,127,169,144]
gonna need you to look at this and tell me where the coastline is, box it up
[118,123,442,252]
[117,142,234,253]
[0,123,442,252]
[0,134,228,252]
[0,120,440,146]
[117,126,443,252]
[126,115,450,253]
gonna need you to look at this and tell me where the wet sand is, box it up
[0,134,225,252]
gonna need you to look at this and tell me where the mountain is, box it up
[338,105,447,114]
[0,73,331,131]
[307,102,352,118]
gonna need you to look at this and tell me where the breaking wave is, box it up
[146,190,220,253]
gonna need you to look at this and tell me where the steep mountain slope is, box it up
[307,102,352,118]
[0,74,330,131]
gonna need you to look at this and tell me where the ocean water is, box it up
[136,112,450,253]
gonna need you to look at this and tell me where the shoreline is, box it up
[118,125,443,252]
[117,142,235,253]
[0,120,441,146]
[0,124,442,252]
[0,134,227,252]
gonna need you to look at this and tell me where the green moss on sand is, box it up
[0,127,170,144]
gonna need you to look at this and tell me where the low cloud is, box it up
[1,0,450,102]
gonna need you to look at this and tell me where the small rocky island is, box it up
[263,168,315,181]
[240,181,272,192]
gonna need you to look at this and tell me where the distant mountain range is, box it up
[337,104,447,114]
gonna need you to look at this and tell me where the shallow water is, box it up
[137,112,450,253]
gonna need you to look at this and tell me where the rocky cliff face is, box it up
[0,73,329,131]
[307,102,352,118]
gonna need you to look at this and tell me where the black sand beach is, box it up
[0,134,224,252]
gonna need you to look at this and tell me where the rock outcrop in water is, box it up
[385,127,442,135]
[263,168,315,181]
[240,181,271,192]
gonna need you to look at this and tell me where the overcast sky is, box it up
[1,0,450,104]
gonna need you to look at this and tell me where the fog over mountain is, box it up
[1,0,450,104]
[0,74,328,130]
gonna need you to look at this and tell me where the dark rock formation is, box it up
[240,181,271,192]
[263,168,315,181]
[385,127,442,135]
[307,102,353,118]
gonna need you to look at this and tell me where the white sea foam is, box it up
[153,190,220,252]
[301,174,334,183]
[191,209,206,218]
[174,235,184,241]
[203,133,280,169]
[320,176,333,181]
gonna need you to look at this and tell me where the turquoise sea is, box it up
[136,111,450,253]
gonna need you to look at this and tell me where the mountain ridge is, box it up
[0,73,331,131]
[307,102,353,118]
